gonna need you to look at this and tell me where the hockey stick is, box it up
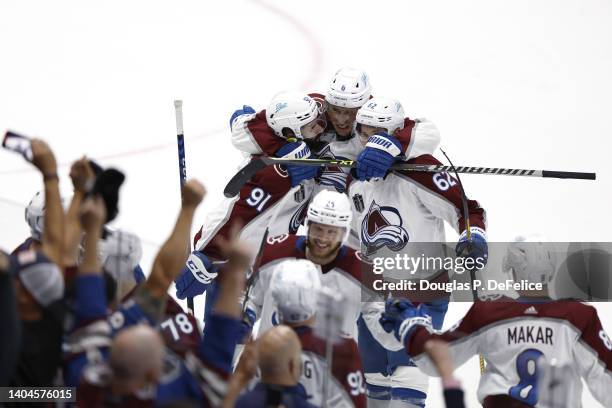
[223,157,596,197]
[174,99,195,315]
[439,148,486,374]
[240,185,303,315]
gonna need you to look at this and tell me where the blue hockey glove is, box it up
[174,251,219,300]
[238,308,256,343]
[379,298,433,345]
[276,141,320,187]
[356,132,402,181]
[455,227,488,269]
[229,105,256,130]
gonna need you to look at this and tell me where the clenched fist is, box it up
[31,139,57,177]
[70,157,95,193]
[181,179,206,208]
[79,196,107,231]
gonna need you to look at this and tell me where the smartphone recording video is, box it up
[2,131,33,161]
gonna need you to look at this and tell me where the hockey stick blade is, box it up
[223,157,275,197]
[223,157,357,197]
[223,157,596,198]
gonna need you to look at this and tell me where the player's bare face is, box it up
[357,124,386,145]
[301,115,327,139]
[306,222,344,264]
[326,104,359,137]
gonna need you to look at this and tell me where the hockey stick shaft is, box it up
[440,149,486,374]
[266,157,596,179]
[174,99,195,314]
[241,185,301,314]
[224,157,596,197]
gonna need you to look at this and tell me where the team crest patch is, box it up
[361,200,409,256]
[289,200,310,234]
[317,147,350,192]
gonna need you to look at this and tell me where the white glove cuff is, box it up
[365,135,402,157]
[398,315,433,344]
[459,226,487,241]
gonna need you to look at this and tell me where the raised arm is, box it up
[145,179,205,299]
[78,195,106,275]
[30,139,64,266]
[63,158,96,267]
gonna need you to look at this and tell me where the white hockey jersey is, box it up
[243,234,377,340]
[347,154,487,269]
[229,93,438,161]
[408,297,612,407]
[197,107,441,264]
[294,326,366,408]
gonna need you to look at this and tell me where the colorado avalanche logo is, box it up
[289,200,310,234]
[317,146,349,192]
[361,200,409,256]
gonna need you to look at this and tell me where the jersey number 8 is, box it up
[509,348,544,406]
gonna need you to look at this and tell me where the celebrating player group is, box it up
[2,66,608,408]
[168,67,611,408]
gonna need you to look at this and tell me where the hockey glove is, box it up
[455,227,488,269]
[229,105,256,130]
[174,251,219,300]
[276,141,320,187]
[380,298,433,346]
[238,308,257,343]
[356,132,402,181]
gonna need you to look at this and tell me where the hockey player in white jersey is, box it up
[175,77,442,314]
[228,67,441,193]
[228,68,372,157]
[316,96,441,193]
[379,236,612,408]
[347,97,488,407]
[241,189,381,340]
[174,91,327,316]
[269,258,367,407]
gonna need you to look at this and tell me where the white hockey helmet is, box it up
[266,91,322,139]
[270,259,321,323]
[25,191,45,241]
[25,191,69,241]
[99,229,143,280]
[356,97,405,135]
[306,190,352,243]
[503,235,557,284]
[326,67,372,108]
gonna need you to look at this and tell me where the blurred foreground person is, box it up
[234,325,315,408]
[7,139,66,387]
[66,179,251,407]
[270,259,366,407]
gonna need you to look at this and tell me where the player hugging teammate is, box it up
[172,67,488,407]
[173,66,610,408]
[2,66,608,408]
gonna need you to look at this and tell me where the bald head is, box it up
[257,325,302,385]
[110,325,164,393]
